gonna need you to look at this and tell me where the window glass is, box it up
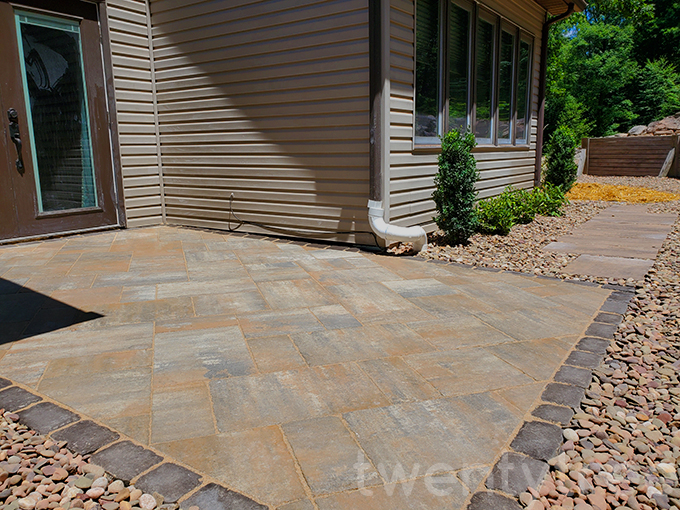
[448,3,469,133]
[474,16,495,142]
[515,39,531,143]
[498,29,515,143]
[415,0,440,141]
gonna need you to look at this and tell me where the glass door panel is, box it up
[15,11,97,213]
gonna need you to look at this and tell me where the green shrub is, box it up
[544,126,578,191]
[476,194,514,235]
[432,130,479,244]
[475,184,568,236]
[506,187,536,224]
[532,183,569,216]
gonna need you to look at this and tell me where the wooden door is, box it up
[0,1,120,241]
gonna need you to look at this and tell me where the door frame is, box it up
[0,0,126,245]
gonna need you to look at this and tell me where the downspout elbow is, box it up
[368,200,428,253]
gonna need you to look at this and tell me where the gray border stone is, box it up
[135,463,201,503]
[510,421,563,461]
[485,452,549,496]
[52,420,119,455]
[554,366,593,388]
[90,441,162,483]
[531,405,574,426]
[467,491,523,510]
[0,386,41,412]
[585,322,617,339]
[565,350,603,369]
[541,383,585,409]
[180,483,267,510]
[576,337,610,354]
[18,402,78,434]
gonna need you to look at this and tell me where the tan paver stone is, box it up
[283,416,380,496]
[158,426,305,506]
[457,465,492,493]
[151,384,216,443]
[38,366,151,421]
[311,266,404,286]
[295,256,355,273]
[50,286,122,308]
[312,363,390,414]
[210,369,330,432]
[158,278,259,300]
[474,307,589,341]
[488,337,573,381]
[120,285,157,303]
[238,309,325,338]
[325,282,427,322]
[309,305,361,330]
[344,392,520,474]
[154,315,239,334]
[153,326,255,388]
[193,291,270,315]
[68,253,132,275]
[370,255,456,279]
[564,254,655,281]
[41,350,152,381]
[184,250,236,263]
[91,297,195,325]
[106,414,150,445]
[257,279,337,310]
[407,316,514,350]
[0,359,47,387]
[315,477,469,510]
[358,357,440,404]
[457,281,558,312]
[247,336,307,373]
[382,278,458,298]
[291,324,433,367]
[92,270,188,288]
[0,323,154,361]
[405,348,533,397]
[408,293,500,319]
[188,262,250,282]
[244,262,312,283]
[278,499,315,510]
[495,382,546,416]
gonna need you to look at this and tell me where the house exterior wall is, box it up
[388,0,545,230]
[146,0,373,244]
[106,0,164,227]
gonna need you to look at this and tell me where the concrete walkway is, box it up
[544,203,676,280]
[0,227,613,509]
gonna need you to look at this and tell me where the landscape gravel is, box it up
[519,206,680,510]
[421,176,680,286]
[0,413,197,510]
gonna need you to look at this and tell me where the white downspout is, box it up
[367,0,428,253]
[368,200,428,252]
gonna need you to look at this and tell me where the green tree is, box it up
[635,58,680,125]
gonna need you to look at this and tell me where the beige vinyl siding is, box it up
[106,0,163,227]
[149,0,372,244]
[388,0,544,230]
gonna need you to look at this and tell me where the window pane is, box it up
[515,40,531,143]
[448,4,469,133]
[498,30,515,142]
[415,0,440,140]
[474,17,495,141]
[17,13,97,212]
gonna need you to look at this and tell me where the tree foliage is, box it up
[545,0,680,141]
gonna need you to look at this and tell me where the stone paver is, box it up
[544,204,676,280]
[0,226,614,509]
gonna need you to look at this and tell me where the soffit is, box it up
[533,0,587,16]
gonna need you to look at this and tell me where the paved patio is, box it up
[0,227,612,509]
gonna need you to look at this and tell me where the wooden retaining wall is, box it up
[583,135,679,178]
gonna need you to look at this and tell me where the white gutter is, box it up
[368,200,428,252]
[367,0,428,253]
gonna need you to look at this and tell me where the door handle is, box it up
[7,109,24,174]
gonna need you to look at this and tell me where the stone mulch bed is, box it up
[421,176,680,286]
[0,413,193,510]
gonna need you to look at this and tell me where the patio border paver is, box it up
[0,377,267,509]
